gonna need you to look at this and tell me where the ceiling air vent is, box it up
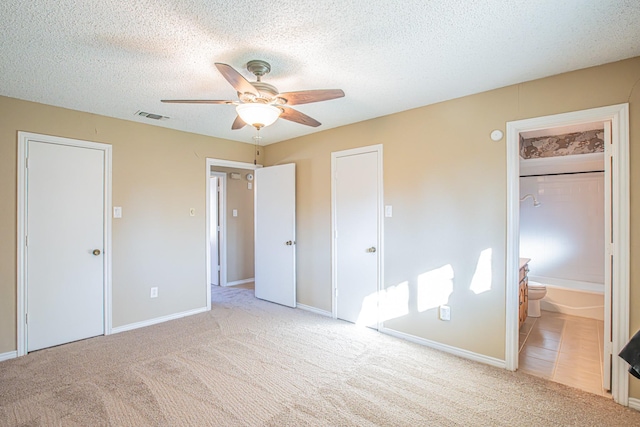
[136,111,169,121]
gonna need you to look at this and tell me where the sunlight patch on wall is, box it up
[355,281,410,327]
[470,248,492,295]
[417,264,454,312]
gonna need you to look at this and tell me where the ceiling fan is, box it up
[161,60,345,130]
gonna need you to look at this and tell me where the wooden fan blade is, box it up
[215,63,258,96]
[231,115,246,130]
[161,99,235,104]
[277,89,344,105]
[279,107,321,127]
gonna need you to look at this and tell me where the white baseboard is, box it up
[0,351,17,362]
[111,306,208,334]
[297,303,332,317]
[629,397,640,411]
[380,327,506,369]
[225,278,255,287]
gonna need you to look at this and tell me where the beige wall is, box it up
[210,166,255,283]
[265,57,640,393]
[0,96,260,352]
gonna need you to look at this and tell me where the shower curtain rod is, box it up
[520,170,604,178]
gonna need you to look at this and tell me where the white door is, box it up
[210,176,220,286]
[603,121,613,391]
[26,140,105,351]
[254,164,296,307]
[334,148,381,326]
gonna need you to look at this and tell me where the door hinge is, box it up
[25,157,29,169]
[217,265,221,271]
[334,288,338,297]
[25,313,28,325]
[217,226,221,231]
[25,235,28,247]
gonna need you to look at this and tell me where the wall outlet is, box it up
[439,305,451,321]
[189,208,195,217]
[150,287,158,298]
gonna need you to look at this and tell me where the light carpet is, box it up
[1,287,639,426]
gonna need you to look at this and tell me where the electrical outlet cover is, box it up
[439,305,451,321]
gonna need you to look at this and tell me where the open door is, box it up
[603,120,613,391]
[255,163,296,307]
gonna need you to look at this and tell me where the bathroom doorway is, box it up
[505,104,630,405]
[517,122,607,396]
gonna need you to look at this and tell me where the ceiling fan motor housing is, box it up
[246,60,271,79]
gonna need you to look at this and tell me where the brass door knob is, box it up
[285,240,293,246]
[367,247,377,253]
[93,249,101,256]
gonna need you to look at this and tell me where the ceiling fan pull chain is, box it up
[253,129,262,165]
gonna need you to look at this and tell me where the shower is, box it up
[519,193,541,207]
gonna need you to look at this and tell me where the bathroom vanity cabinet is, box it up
[519,258,530,329]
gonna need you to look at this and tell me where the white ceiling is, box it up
[2,1,639,145]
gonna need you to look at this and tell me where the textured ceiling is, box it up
[2,1,640,145]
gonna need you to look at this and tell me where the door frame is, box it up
[205,158,261,309]
[505,104,629,405]
[209,172,227,287]
[331,144,384,327]
[17,131,113,356]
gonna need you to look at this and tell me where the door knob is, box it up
[285,240,293,246]
[367,247,377,253]
[92,249,101,256]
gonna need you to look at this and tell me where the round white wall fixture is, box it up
[490,130,504,141]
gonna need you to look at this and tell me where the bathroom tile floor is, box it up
[519,310,609,397]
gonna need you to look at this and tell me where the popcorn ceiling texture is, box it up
[1,1,639,144]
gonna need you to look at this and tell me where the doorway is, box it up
[17,132,112,356]
[505,104,630,405]
[205,158,297,311]
[331,144,383,327]
[517,122,609,396]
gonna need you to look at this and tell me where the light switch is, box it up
[248,182,253,190]
[232,209,238,217]
[189,208,195,217]
[113,207,122,218]
[385,205,393,217]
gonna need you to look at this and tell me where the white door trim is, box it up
[17,132,113,357]
[205,158,261,309]
[331,144,384,327]
[505,104,629,405]
[210,172,227,287]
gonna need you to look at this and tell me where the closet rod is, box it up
[520,170,604,178]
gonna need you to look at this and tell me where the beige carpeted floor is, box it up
[2,287,639,426]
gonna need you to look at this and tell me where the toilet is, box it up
[527,281,547,318]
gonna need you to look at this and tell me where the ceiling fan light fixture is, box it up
[236,103,281,128]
